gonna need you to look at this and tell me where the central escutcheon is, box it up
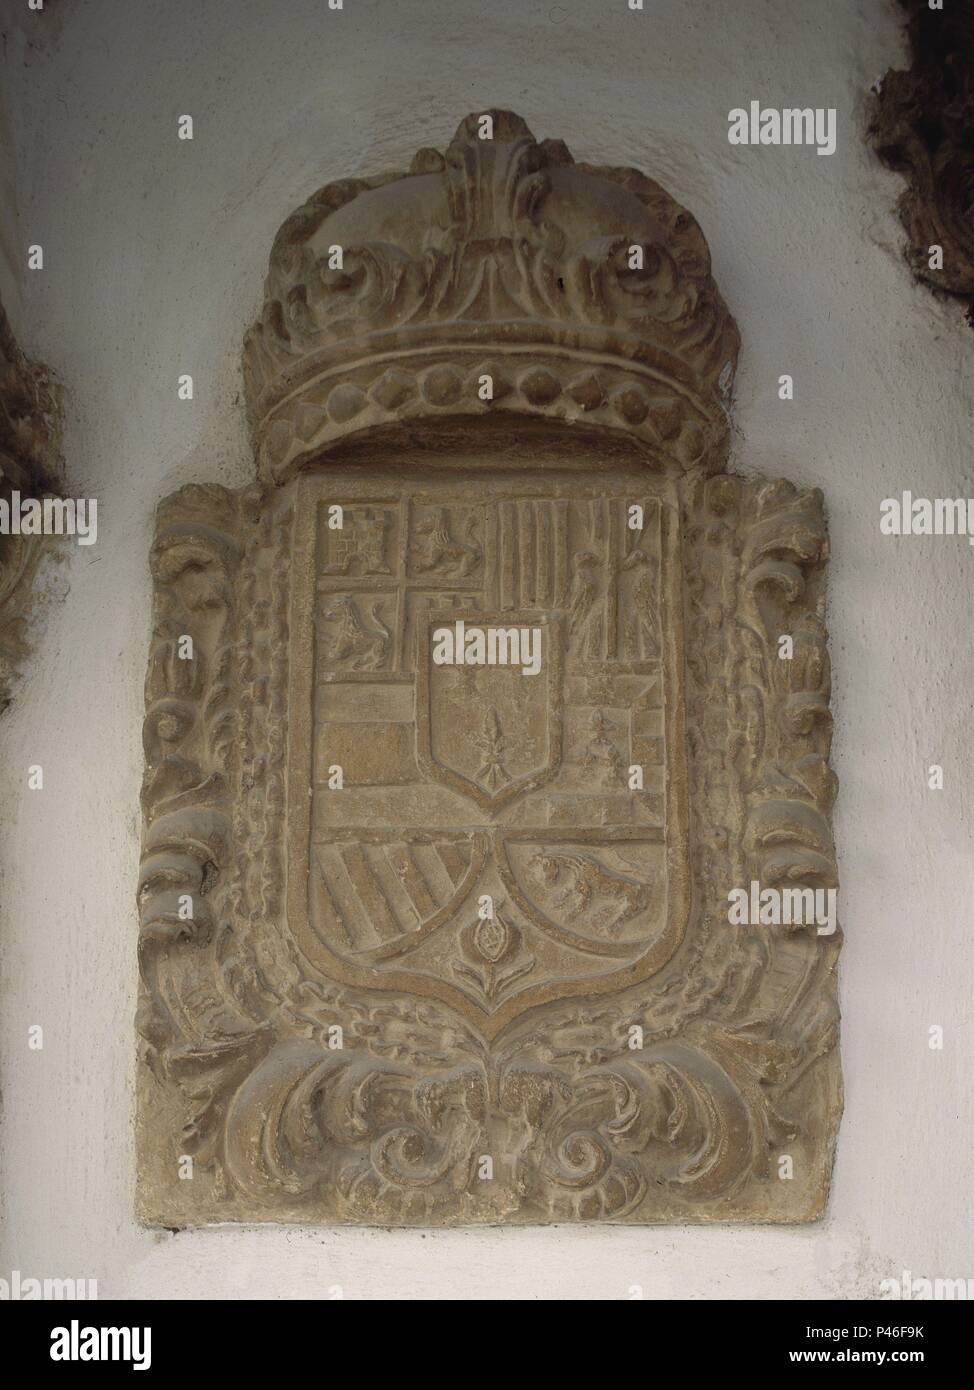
[287,470,690,1037]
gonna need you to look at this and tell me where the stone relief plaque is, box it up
[136,111,841,1226]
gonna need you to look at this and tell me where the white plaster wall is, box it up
[1,0,971,1300]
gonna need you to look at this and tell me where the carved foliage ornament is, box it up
[870,0,974,318]
[0,299,61,711]
[137,111,840,1225]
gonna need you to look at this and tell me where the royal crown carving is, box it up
[138,112,840,1227]
[243,110,740,483]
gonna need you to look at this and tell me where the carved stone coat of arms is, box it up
[136,111,841,1225]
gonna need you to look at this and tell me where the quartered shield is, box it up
[287,475,690,1037]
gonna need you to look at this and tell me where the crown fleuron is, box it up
[243,110,739,482]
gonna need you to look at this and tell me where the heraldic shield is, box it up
[286,469,690,1037]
